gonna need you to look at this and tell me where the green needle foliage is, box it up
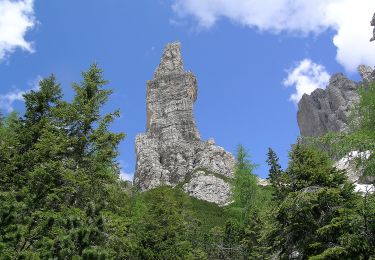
[267,143,374,259]
[267,148,286,200]
[0,65,128,258]
[306,82,375,180]
[1,67,375,259]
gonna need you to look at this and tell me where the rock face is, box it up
[371,12,375,42]
[297,73,360,137]
[297,62,375,191]
[335,151,373,184]
[335,151,374,193]
[297,66,375,137]
[134,42,235,206]
[359,65,375,84]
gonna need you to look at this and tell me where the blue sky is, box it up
[1,0,375,179]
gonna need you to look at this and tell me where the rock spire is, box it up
[371,12,375,42]
[134,42,235,206]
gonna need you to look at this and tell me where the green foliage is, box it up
[1,67,375,259]
[297,81,375,258]
[267,143,371,259]
[232,145,259,219]
[266,148,286,200]
[306,82,375,180]
[130,187,207,259]
[214,145,273,259]
[0,65,129,258]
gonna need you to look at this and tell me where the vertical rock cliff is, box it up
[371,12,375,42]
[134,42,235,206]
[298,13,375,137]
[297,73,359,137]
[297,67,375,137]
[297,15,375,192]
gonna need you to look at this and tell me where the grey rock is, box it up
[297,73,360,136]
[134,42,235,205]
[335,151,374,194]
[335,151,374,184]
[358,65,375,84]
[297,65,375,137]
[371,12,375,42]
[257,177,270,187]
[183,171,232,206]
[297,64,375,191]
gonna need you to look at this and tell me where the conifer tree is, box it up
[132,187,206,259]
[266,148,285,200]
[59,64,125,207]
[224,145,271,259]
[269,143,365,259]
[0,65,129,258]
[232,145,258,221]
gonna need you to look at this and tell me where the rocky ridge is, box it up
[298,12,375,137]
[297,66,375,137]
[134,42,235,206]
[371,12,375,42]
[297,66,375,191]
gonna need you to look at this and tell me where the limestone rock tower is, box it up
[134,42,235,206]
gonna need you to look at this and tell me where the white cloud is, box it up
[120,171,134,182]
[0,0,36,61]
[118,160,133,181]
[172,0,375,72]
[0,76,41,112]
[283,59,330,104]
[0,88,27,112]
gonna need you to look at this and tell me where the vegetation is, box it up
[0,67,374,259]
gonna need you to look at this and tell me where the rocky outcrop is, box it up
[297,66,375,137]
[182,171,232,206]
[335,151,372,183]
[358,65,375,84]
[371,12,375,42]
[297,73,360,137]
[335,151,374,193]
[297,61,375,191]
[134,42,235,206]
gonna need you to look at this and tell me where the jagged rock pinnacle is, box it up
[297,66,375,137]
[146,42,200,141]
[134,42,235,206]
[154,42,184,78]
[371,12,375,42]
[358,65,374,83]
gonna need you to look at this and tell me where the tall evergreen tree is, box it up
[132,187,206,259]
[222,145,272,259]
[0,65,129,258]
[59,64,125,209]
[0,111,4,127]
[266,148,285,200]
[269,143,366,259]
[232,145,258,221]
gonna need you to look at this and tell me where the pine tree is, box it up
[0,76,65,258]
[43,64,126,257]
[60,64,125,208]
[132,187,205,259]
[0,111,4,127]
[269,143,365,259]
[0,65,129,258]
[266,148,285,200]
[0,112,21,191]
